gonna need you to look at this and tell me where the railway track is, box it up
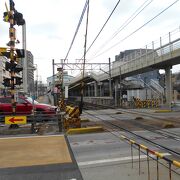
[82,109,180,158]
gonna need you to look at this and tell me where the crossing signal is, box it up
[10,0,15,10]
[3,12,9,22]
[16,49,25,58]
[5,61,23,73]
[14,11,25,26]
[2,78,11,87]
[14,77,23,85]
[0,48,25,59]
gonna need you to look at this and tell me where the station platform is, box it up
[0,135,83,180]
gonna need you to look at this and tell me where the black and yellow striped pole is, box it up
[9,0,17,128]
[3,1,25,128]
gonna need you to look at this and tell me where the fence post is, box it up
[131,143,134,168]
[138,145,141,175]
[169,162,172,180]
[147,150,150,180]
[157,156,159,180]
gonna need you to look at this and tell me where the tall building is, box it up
[20,50,34,95]
[0,56,10,95]
[0,50,35,96]
[26,50,34,94]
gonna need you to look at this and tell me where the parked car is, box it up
[0,96,57,115]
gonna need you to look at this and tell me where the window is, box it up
[0,97,11,103]
[18,98,27,104]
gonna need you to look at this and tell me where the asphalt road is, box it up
[68,131,180,180]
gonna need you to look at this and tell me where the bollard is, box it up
[138,145,141,175]
[169,162,172,180]
[131,143,134,168]
[64,106,81,130]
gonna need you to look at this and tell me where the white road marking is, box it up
[78,153,170,166]
[0,134,64,140]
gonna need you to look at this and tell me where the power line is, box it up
[63,0,89,62]
[92,0,180,59]
[91,0,154,58]
[78,0,122,63]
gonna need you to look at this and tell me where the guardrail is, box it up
[98,27,180,81]
[0,113,63,135]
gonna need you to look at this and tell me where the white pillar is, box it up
[115,79,118,106]
[165,66,172,108]
[22,24,28,93]
[94,81,97,97]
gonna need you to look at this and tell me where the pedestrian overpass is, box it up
[69,28,180,107]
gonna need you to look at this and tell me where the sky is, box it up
[0,0,180,83]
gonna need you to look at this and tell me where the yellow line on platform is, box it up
[66,126,104,135]
[80,118,90,122]
[155,109,172,113]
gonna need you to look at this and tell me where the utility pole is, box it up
[52,59,55,105]
[57,59,64,111]
[9,0,16,124]
[22,23,27,93]
[119,66,122,107]
[109,57,112,97]
[2,0,25,128]
[79,0,89,114]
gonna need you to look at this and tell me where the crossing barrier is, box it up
[134,98,160,108]
[58,100,66,111]
[64,106,81,130]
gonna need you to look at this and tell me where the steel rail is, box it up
[107,113,180,142]
[83,110,180,157]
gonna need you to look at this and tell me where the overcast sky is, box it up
[0,0,180,82]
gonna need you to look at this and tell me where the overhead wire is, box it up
[63,0,88,63]
[90,0,154,59]
[78,0,122,62]
[92,0,180,59]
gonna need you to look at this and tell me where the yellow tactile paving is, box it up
[0,135,72,168]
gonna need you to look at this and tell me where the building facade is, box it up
[0,50,34,96]
[19,50,34,95]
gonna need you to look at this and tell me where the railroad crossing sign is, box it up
[5,116,27,125]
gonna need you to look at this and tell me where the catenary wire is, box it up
[63,0,88,63]
[90,0,154,59]
[77,0,122,63]
[91,0,180,60]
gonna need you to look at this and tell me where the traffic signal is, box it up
[3,12,9,22]
[10,0,15,10]
[5,61,23,73]
[2,78,11,87]
[0,48,25,59]
[14,11,25,26]
[16,49,25,58]
[14,77,23,85]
